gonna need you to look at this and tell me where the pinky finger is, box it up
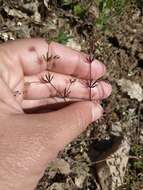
[22,98,101,113]
[22,97,82,112]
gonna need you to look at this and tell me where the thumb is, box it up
[0,102,103,190]
[32,101,103,152]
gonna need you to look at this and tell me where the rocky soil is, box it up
[0,0,143,189]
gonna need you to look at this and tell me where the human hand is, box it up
[0,39,112,190]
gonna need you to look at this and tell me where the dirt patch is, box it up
[0,0,142,189]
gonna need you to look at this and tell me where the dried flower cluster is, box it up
[40,72,76,102]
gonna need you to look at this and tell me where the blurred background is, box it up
[0,0,143,189]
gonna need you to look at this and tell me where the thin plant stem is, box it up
[89,60,92,101]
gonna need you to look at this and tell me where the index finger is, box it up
[0,38,106,79]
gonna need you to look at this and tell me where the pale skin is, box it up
[0,38,112,190]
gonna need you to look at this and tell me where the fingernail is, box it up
[92,103,103,121]
[103,83,112,98]
[97,61,106,74]
[92,60,106,75]
[99,81,112,99]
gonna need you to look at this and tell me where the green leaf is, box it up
[73,4,86,17]
[106,0,113,9]
[62,0,72,6]
[133,161,143,170]
[55,31,73,44]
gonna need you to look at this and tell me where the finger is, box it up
[24,71,112,100]
[22,97,81,109]
[22,98,65,109]
[22,99,81,114]
[47,42,106,79]
[0,39,106,79]
[22,98,100,113]
[22,101,103,153]
[22,98,77,112]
